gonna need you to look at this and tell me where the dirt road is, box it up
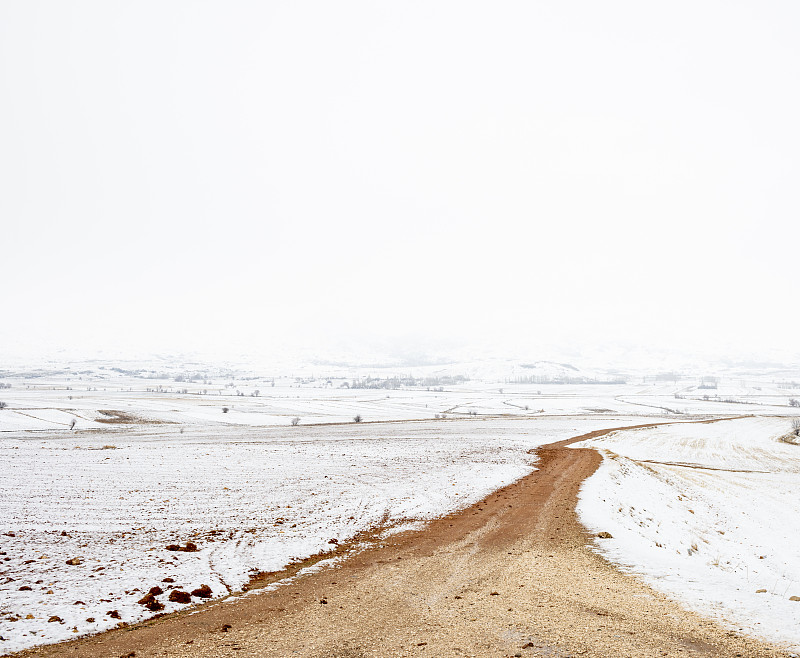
[14,426,793,658]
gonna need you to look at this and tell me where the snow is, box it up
[0,413,644,654]
[575,416,800,651]
[2,362,800,653]
[2,365,797,434]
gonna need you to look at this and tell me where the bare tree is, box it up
[69,419,76,430]
[291,417,300,426]
[222,407,229,414]
[792,418,800,435]
[0,401,6,410]
[353,414,363,423]
[789,398,799,407]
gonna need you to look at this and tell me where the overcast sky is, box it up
[1,1,798,367]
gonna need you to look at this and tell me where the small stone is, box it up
[18,585,32,591]
[490,591,499,596]
[74,600,86,605]
[756,589,767,593]
[790,596,800,602]
[65,557,83,566]
[25,614,34,619]
[137,591,165,611]
[221,624,232,632]
[86,617,95,623]
[167,542,198,552]
[138,593,156,606]
[148,586,163,596]
[191,584,212,599]
[328,538,339,545]
[48,616,63,623]
[162,577,175,583]
[596,532,613,539]
[168,590,191,604]
[107,610,121,619]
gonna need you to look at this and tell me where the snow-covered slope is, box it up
[576,416,800,651]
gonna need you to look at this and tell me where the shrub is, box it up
[353,414,362,423]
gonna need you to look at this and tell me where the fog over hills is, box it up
[2,1,798,373]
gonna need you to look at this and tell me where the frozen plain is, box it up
[1,365,799,654]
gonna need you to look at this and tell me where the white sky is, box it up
[1,1,798,366]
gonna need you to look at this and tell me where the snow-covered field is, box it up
[0,404,646,654]
[1,362,800,654]
[576,416,800,651]
[1,362,798,434]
